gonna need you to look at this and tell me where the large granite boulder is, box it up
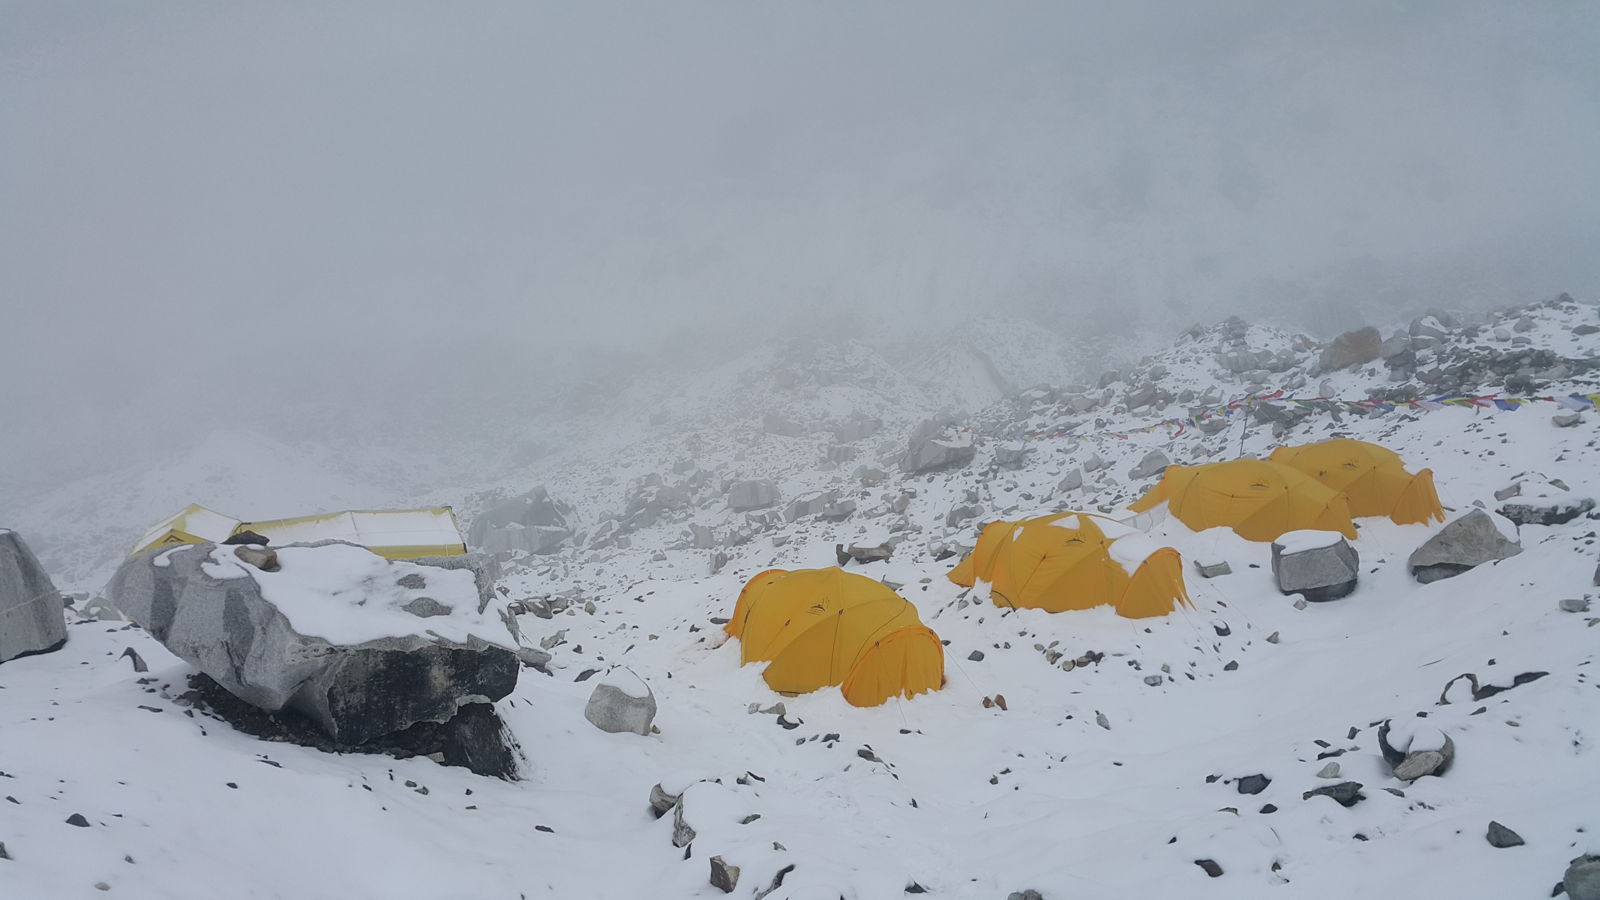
[583,668,656,736]
[107,541,520,748]
[1408,510,1523,583]
[726,480,780,512]
[903,420,976,474]
[0,530,67,664]
[1271,531,1359,602]
[1318,326,1382,371]
[470,487,572,555]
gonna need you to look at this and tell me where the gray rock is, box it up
[854,466,888,487]
[1193,559,1232,578]
[1513,316,1535,333]
[1126,383,1158,409]
[1128,449,1171,481]
[1271,535,1358,602]
[1553,412,1583,428]
[1236,774,1271,795]
[648,782,680,817]
[1056,469,1083,493]
[1560,598,1591,613]
[1143,674,1163,686]
[1302,781,1365,807]
[107,542,518,746]
[412,553,503,614]
[1485,821,1524,848]
[1316,762,1341,779]
[583,671,656,736]
[903,419,976,474]
[709,856,740,893]
[840,540,894,565]
[946,505,982,527]
[469,487,571,551]
[1379,722,1456,781]
[1008,891,1045,900]
[401,597,453,618]
[727,480,780,512]
[671,799,697,848]
[0,530,67,664]
[1566,856,1600,900]
[1379,331,1411,359]
[1408,510,1523,583]
[1082,452,1106,473]
[784,492,837,522]
[1318,326,1382,371]
[993,442,1028,469]
[1393,750,1449,781]
[1499,496,1595,527]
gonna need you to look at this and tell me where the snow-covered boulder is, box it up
[1408,510,1523,583]
[1379,720,1455,781]
[583,668,656,736]
[727,479,780,511]
[993,441,1028,469]
[1567,857,1600,900]
[1271,531,1359,602]
[107,541,520,746]
[0,529,67,665]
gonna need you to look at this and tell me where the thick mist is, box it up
[4,1,1598,493]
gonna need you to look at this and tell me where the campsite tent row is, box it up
[131,504,467,560]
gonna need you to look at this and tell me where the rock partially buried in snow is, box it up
[993,442,1028,469]
[1498,495,1595,527]
[1567,856,1600,900]
[1379,720,1456,781]
[1302,781,1365,807]
[583,668,656,736]
[903,419,976,474]
[0,530,67,665]
[1407,510,1522,583]
[1056,468,1083,493]
[1127,449,1171,481]
[709,856,740,893]
[1271,531,1358,602]
[1193,559,1231,578]
[106,541,519,747]
[1485,821,1524,848]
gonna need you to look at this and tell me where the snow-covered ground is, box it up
[3,298,1598,898]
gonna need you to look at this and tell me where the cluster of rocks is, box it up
[470,486,574,556]
[107,541,526,778]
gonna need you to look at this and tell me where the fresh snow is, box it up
[1273,529,1346,553]
[2,299,1598,898]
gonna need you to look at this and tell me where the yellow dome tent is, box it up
[1127,459,1358,542]
[1269,438,1444,525]
[947,513,1192,618]
[725,568,944,707]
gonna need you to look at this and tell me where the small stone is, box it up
[1560,598,1591,613]
[1194,858,1224,878]
[1193,560,1232,578]
[120,647,148,673]
[1223,661,1239,671]
[1143,675,1164,686]
[1316,762,1341,779]
[1095,711,1111,730]
[1293,599,1308,610]
[1553,413,1582,428]
[95,883,110,892]
[1007,891,1044,900]
[1265,631,1280,644]
[968,650,985,662]
[1485,821,1524,848]
[1236,774,1271,795]
[66,813,90,827]
[709,856,740,893]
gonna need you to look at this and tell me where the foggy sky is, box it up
[3,1,1598,487]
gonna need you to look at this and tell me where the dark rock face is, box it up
[1498,496,1595,527]
[1485,821,1524,848]
[181,674,521,779]
[1236,774,1271,795]
[303,643,518,745]
[0,530,67,664]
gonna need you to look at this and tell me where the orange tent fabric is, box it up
[1127,459,1358,542]
[726,568,944,707]
[947,513,1192,619]
[1269,439,1444,525]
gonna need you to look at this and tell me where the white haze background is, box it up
[3,1,1598,498]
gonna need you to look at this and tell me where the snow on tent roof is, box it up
[130,504,243,556]
[237,508,466,560]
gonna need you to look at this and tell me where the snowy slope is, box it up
[2,296,1598,899]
